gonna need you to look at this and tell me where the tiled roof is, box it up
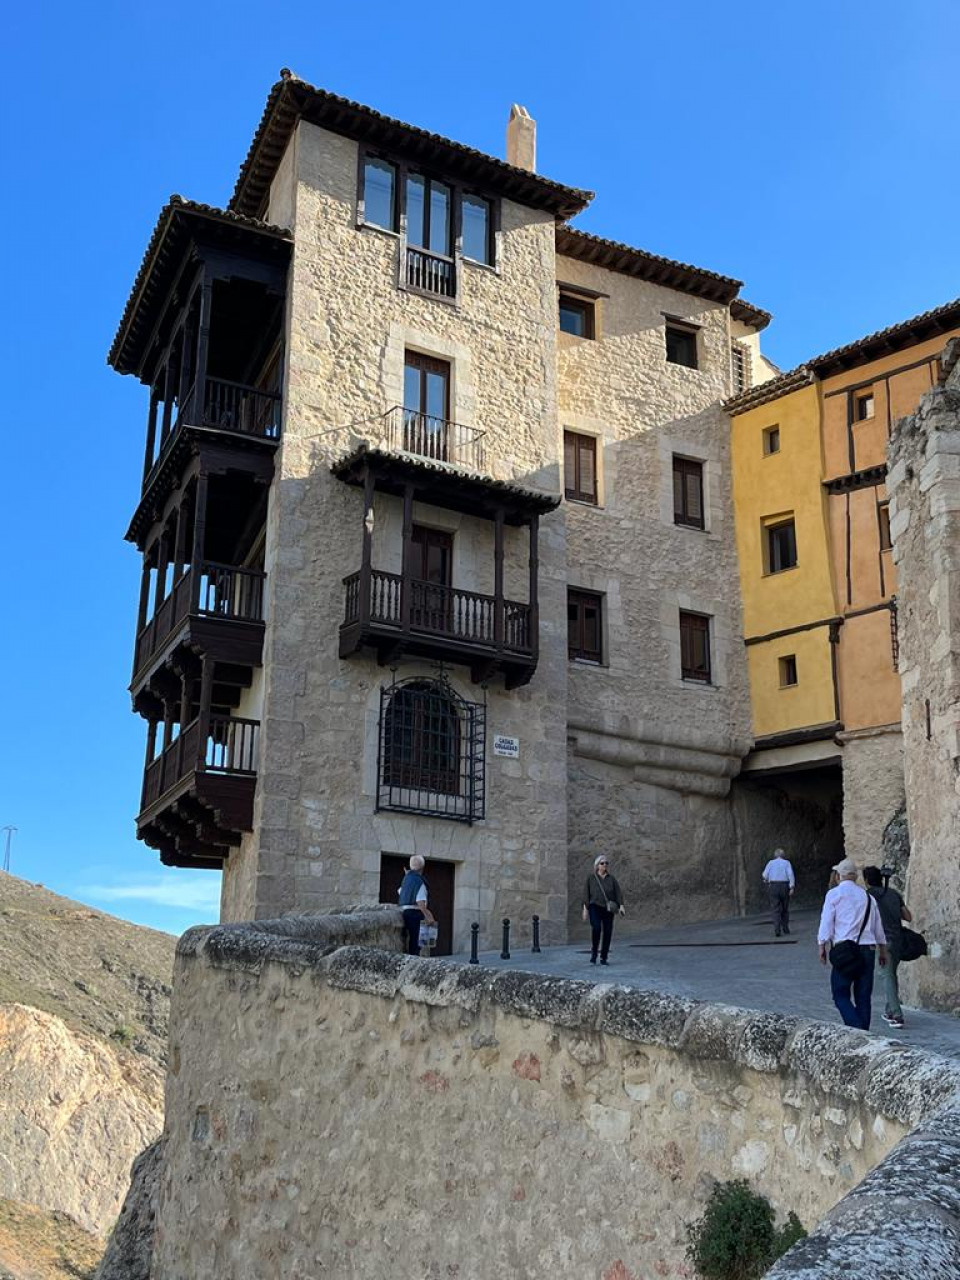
[555,226,742,304]
[109,196,292,376]
[724,366,814,415]
[231,71,593,222]
[807,296,960,377]
[730,298,772,331]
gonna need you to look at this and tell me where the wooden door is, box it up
[411,525,453,633]
[379,853,456,956]
[403,352,450,459]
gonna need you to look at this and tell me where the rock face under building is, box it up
[888,339,960,1014]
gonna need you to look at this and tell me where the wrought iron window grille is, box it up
[377,674,486,823]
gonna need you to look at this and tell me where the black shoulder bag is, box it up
[829,892,872,979]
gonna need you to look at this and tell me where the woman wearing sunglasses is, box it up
[582,855,626,965]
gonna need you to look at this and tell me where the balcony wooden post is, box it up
[191,474,208,611]
[136,554,153,634]
[160,353,174,447]
[172,498,186,582]
[142,719,158,809]
[152,531,169,615]
[196,656,214,774]
[494,506,505,651]
[528,514,539,657]
[176,669,191,775]
[400,482,414,633]
[194,270,213,426]
[143,389,159,482]
[360,468,375,627]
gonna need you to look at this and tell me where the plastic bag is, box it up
[418,922,439,951]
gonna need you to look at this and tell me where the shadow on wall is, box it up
[732,766,844,913]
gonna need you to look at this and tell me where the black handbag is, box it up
[899,927,928,962]
[829,893,872,979]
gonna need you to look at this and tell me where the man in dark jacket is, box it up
[864,865,912,1028]
[398,855,435,956]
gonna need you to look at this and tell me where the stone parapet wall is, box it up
[145,914,960,1279]
[888,338,960,1013]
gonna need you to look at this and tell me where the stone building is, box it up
[727,302,960,871]
[888,338,960,1014]
[109,72,822,951]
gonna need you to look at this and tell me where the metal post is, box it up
[469,922,480,965]
[532,914,541,953]
[1,827,16,873]
[500,918,511,961]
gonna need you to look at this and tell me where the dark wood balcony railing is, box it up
[405,246,456,298]
[379,406,487,472]
[141,714,259,811]
[343,569,532,653]
[134,561,266,677]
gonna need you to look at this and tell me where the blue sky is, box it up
[2,2,957,935]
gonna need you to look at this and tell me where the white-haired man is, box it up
[818,857,887,1030]
[762,847,795,937]
[398,855,435,956]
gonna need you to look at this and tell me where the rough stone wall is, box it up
[888,339,960,1013]
[221,120,570,949]
[557,255,752,927]
[144,917,960,1280]
[835,726,904,869]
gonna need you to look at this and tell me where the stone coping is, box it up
[178,911,960,1277]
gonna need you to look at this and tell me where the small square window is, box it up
[564,430,598,505]
[766,519,797,573]
[666,324,698,369]
[673,456,705,529]
[679,611,711,682]
[568,589,603,662]
[779,655,798,687]
[855,392,875,421]
[763,426,781,456]
[878,502,892,551]
[559,293,595,338]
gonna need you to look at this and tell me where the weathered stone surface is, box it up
[94,1140,163,1280]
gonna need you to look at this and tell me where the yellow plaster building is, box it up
[729,298,960,864]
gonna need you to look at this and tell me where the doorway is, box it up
[379,853,456,956]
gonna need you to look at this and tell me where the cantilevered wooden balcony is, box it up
[132,561,266,692]
[138,713,259,868]
[341,567,536,688]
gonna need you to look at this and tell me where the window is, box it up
[410,526,453,633]
[855,391,875,421]
[559,292,595,338]
[406,174,452,256]
[568,590,603,663]
[679,611,711,682]
[403,351,450,459]
[362,157,397,231]
[766,519,798,573]
[666,323,698,369]
[731,342,750,394]
[763,425,781,456]
[462,194,493,265]
[673,457,705,530]
[564,431,598,504]
[878,502,892,551]
[378,678,486,823]
[779,655,798,687]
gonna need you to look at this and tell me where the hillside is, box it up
[0,872,176,1066]
[0,873,178,1269]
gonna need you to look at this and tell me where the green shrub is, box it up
[686,1180,807,1280]
[109,1024,134,1046]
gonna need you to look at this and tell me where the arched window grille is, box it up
[378,677,486,822]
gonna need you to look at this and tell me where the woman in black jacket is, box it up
[582,855,626,965]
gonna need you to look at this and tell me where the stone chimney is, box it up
[507,104,536,173]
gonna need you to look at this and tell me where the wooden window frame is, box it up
[568,589,603,663]
[763,425,781,456]
[356,149,501,300]
[564,430,599,505]
[878,501,892,552]
[778,654,798,688]
[673,456,705,530]
[679,611,711,683]
[559,292,596,339]
[766,518,798,574]
[854,390,876,422]
[665,322,699,370]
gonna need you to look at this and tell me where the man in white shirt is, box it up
[761,848,795,937]
[818,857,888,1030]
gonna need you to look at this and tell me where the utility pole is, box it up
[1,826,16,873]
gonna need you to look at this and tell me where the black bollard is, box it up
[500,917,511,960]
[469,922,480,965]
[532,914,541,953]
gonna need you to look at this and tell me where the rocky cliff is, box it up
[0,872,177,1271]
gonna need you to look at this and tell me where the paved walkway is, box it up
[449,908,960,1060]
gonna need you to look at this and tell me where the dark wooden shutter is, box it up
[679,611,711,681]
[673,457,704,529]
[564,431,597,504]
